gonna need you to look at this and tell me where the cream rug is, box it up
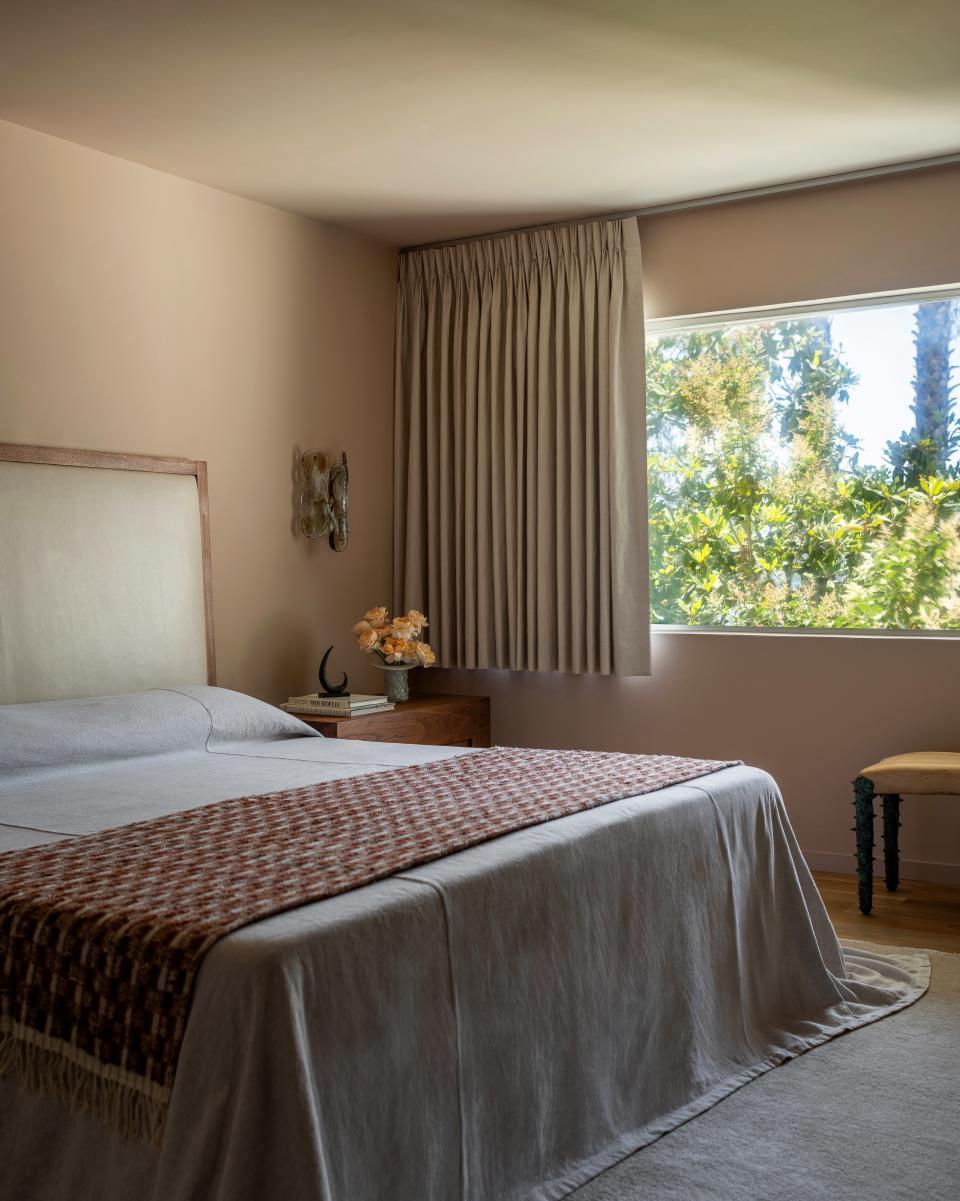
[572,945,959,1201]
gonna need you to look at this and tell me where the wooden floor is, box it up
[814,871,960,953]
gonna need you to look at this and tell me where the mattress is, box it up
[0,686,928,1201]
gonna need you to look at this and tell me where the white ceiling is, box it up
[1,0,959,246]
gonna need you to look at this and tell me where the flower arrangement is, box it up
[352,607,436,668]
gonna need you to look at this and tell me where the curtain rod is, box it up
[402,150,960,253]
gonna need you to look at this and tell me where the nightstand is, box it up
[296,693,491,747]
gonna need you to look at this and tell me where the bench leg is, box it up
[882,794,901,892]
[852,776,875,915]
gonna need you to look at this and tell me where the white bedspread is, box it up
[0,687,928,1201]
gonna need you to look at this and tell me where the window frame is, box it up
[645,281,960,639]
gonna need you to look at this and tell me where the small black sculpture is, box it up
[318,645,349,696]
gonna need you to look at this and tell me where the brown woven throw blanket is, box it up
[0,747,737,1142]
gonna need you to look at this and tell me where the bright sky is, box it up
[829,301,959,466]
[649,300,959,466]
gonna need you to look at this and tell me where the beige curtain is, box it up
[394,218,649,675]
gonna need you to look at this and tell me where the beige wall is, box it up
[639,164,960,319]
[433,165,960,884]
[0,119,396,702]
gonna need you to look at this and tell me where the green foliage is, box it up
[647,313,960,629]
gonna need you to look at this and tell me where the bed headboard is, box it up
[0,444,216,705]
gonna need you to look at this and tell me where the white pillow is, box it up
[0,685,320,775]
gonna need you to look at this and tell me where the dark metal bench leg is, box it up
[852,776,875,915]
[882,794,901,892]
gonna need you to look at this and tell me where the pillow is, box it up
[180,685,323,749]
[0,685,320,775]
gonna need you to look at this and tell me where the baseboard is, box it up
[804,849,960,888]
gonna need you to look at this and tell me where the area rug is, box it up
[572,944,960,1201]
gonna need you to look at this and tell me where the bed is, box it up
[0,445,929,1201]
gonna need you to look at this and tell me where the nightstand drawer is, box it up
[298,694,490,747]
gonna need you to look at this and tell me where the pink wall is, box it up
[0,119,397,702]
[431,165,960,885]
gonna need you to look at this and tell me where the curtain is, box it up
[394,218,649,676]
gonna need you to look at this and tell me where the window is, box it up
[646,288,960,631]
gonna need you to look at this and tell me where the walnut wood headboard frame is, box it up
[0,443,216,701]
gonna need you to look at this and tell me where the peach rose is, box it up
[415,642,436,667]
[391,617,415,638]
[351,620,372,636]
[405,609,429,632]
[356,627,379,651]
[363,606,389,627]
[380,636,410,662]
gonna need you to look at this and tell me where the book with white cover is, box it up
[286,692,388,709]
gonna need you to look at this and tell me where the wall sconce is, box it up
[300,449,348,551]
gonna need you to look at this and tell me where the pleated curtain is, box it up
[394,218,650,675]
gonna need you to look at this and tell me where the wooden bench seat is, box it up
[852,752,960,915]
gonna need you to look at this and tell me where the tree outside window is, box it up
[647,293,960,630]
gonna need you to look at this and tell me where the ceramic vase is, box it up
[376,663,412,703]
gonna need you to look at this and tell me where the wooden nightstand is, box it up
[296,694,491,747]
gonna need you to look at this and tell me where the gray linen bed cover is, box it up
[0,687,927,1201]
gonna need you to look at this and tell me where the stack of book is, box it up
[281,693,395,718]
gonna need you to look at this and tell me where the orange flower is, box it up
[405,609,429,632]
[415,642,436,667]
[363,606,389,627]
[380,636,410,662]
[351,620,372,636]
[391,617,415,638]
[356,627,379,651]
